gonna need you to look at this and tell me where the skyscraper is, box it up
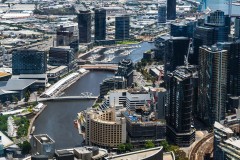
[167,0,176,20]
[158,5,166,23]
[166,66,196,147]
[94,8,106,41]
[116,59,133,87]
[115,15,130,40]
[56,25,79,52]
[217,41,240,96]
[164,37,189,74]
[235,17,240,38]
[12,49,47,75]
[77,10,91,43]
[198,46,228,126]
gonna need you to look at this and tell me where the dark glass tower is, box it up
[167,0,176,20]
[95,8,106,41]
[158,5,166,23]
[116,59,133,87]
[164,37,189,74]
[166,66,196,147]
[77,10,91,43]
[115,15,130,40]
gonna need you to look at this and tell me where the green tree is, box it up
[12,95,18,103]
[24,90,31,102]
[117,144,126,153]
[19,141,31,154]
[145,140,155,149]
[125,143,133,151]
[175,149,188,160]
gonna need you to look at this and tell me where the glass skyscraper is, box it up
[167,0,176,20]
[95,8,106,41]
[115,15,130,40]
[77,10,91,43]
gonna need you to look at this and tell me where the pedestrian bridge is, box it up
[38,96,98,102]
[80,64,118,71]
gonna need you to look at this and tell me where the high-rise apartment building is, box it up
[166,66,196,147]
[94,8,106,41]
[56,25,79,52]
[77,10,91,43]
[158,5,166,23]
[167,0,176,20]
[115,15,130,40]
[116,59,133,87]
[217,41,240,96]
[12,49,47,75]
[198,46,228,126]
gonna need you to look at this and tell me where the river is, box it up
[197,0,240,14]
[33,42,155,149]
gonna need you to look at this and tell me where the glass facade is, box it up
[12,49,47,75]
[78,10,91,43]
[167,0,176,20]
[95,8,106,41]
[115,15,130,40]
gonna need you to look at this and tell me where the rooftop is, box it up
[214,122,234,134]
[105,147,163,160]
[224,137,240,149]
[1,79,36,91]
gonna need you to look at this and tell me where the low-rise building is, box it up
[30,134,55,158]
[104,147,164,160]
[100,76,126,99]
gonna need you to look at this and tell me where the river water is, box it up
[198,0,240,14]
[33,42,155,149]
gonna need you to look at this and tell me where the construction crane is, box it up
[184,38,193,68]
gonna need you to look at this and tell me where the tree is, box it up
[145,140,155,149]
[175,149,188,160]
[125,143,133,151]
[24,90,31,102]
[117,144,126,153]
[20,141,31,154]
[12,95,18,103]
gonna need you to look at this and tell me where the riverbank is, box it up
[27,103,47,138]
[41,70,89,98]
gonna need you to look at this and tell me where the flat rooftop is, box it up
[105,147,163,160]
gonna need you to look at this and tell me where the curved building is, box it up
[85,107,126,148]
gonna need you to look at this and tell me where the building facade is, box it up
[198,46,228,126]
[48,47,76,71]
[12,49,47,75]
[115,15,130,40]
[85,107,126,148]
[167,0,176,20]
[100,76,126,99]
[56,25,79,52]
[166,66,196,147]
[158,5,166,23]
[116,59,134,87]
[95,8,106,41]
[77,10,91,43]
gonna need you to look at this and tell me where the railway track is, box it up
[189,132,214,160]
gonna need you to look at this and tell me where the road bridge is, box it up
[80,64,118,71]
